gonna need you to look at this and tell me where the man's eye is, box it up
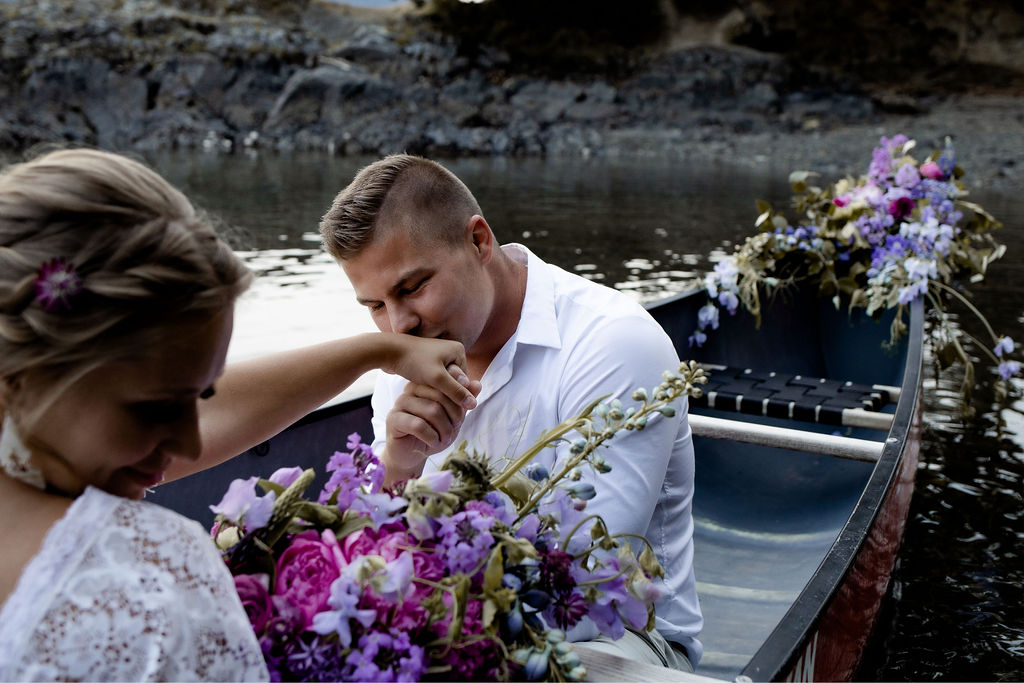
[200,386,215,400]
[400,279,427,296]
[368,302,384,312]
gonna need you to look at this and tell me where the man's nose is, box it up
[388,304,420,335]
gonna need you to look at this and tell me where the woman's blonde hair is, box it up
[0,148,252,422]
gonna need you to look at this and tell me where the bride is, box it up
[0,149,478,681]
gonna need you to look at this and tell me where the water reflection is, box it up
[147,150,789,365]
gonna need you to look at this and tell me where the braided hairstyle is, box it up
[0,148,252,425]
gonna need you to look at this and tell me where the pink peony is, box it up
[341,521,405,561]
[234,573,274,634]
[371,529,414,562]
[275,529,346,627]
[920,160,945,180]
[341,524,443,601]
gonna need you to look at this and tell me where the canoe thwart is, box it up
[688,414,883,462]
[694,364,896,430]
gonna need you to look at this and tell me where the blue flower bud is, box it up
[503,604,524,638]
[658,405,676,417]
[565,665,587,681]
[521,589,552,609]
[570,439,587,455]
[526,463,549,482]
[631,387,648,402]
[556,651,582,670]
[608,399,625,419]
[563,482,596,500]
[503,573,523,592]
[546,629,566,644]
[525,647,550,681]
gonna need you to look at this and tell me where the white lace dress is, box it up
[0,486,268,682]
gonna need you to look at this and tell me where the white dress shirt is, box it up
[371,243,703,664]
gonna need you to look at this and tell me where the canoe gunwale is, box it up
[738,298,925,682]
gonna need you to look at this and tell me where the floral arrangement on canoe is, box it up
[690,134,1016,416]
[209,362,707,682]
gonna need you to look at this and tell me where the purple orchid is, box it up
[310,577,376,648]
[210,476,275,530]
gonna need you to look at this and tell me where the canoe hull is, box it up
[782,402,920,682]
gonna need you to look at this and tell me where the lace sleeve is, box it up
[0,489,267,682]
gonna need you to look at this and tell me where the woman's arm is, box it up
[167,333,477,481]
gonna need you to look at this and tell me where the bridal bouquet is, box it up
[210,361,707,682]
[690,134,1016,414]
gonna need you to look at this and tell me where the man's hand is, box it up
[380,334,479,412]
[382,365,481,484]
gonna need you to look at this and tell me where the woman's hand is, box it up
[378,333,481,411]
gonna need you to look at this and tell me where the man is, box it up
[319,154,702,671]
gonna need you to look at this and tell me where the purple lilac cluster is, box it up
[211,432,663,682]
[690,258,740,347]
[845,135,963,306]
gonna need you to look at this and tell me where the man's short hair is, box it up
[319,154,482,260]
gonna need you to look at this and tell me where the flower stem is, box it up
[931,280,999,342]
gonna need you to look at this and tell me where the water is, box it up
[147,149,1024,681]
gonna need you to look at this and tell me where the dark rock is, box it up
[265,63,399,133]
[0,0,1020,174]
[509,81,582,125]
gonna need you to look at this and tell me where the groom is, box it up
[319,154,702,671]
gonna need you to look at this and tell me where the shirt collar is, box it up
[502,243,561,350]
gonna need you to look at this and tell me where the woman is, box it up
[0,148,477,680]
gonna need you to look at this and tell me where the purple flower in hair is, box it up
[34,258,82,311]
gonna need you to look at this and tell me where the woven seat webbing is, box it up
[690,365,894,426]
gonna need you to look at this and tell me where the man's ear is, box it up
[466,215,495,264]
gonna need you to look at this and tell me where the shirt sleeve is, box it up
[369,370,405,456]
[553,312,690,540]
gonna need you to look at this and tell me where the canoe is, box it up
[148,284,923,682]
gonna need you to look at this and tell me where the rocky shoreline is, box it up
[1,0,1021,191]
